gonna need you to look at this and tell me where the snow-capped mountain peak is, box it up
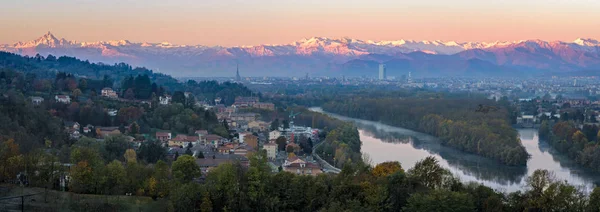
[13,31,74,48]
[573,38,600,46]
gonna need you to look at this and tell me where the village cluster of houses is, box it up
[52,89,325,177]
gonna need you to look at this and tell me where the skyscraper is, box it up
[236,63,241,81]
[378,64,386,80]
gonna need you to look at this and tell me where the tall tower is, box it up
[378,64,386,80]
[236,63,241,81]
[407,71,412,83]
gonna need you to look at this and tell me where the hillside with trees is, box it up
[323,97,529,166]
[540,120,600,172]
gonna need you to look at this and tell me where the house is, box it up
[169,135,199,147]
[228,113,258,122]
[64,121,80,131]
[96,127,122,138]
[205,134,225,147]
[284,161,322,176]
[195,130,208,144]
[252,102,275,110]
[217,143,236,154]
[238,132,251,144]
[55,95,71,104]
[269,130,282,140]
[69,130,81,140]
[83,124,94,133]
[101,87,118,98]
[156,131,172,142]
[196,154,249,174]
[282,156,322,176]
[248,121,269,132]
[159,95,172,105]
[233,96,259,107]
[30,96,44,105]
[233,145,256,157]
[263,143,278,160]
[243,134,258,150]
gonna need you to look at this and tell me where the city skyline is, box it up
[1,0,599,46]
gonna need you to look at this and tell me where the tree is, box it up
[172,91,186,104]
[403,190,475,212]
[69,161,95,194]
[78,78,88,91]
[105,160,126,194]
[125,88,135,100]
[0,139,21,182]
[407,156,450,189]
[129,121,140,135]
[372,161,404,177]
[138,140,166,163]
[588,187,600,211]
[124,149,137,164]
[282,119,290,129]
[201,192,213,212]
[286,145,295,153]
[104,135,129,162]
[276,136,287,151]
[527,169,554,197]
[172,155,201,183]
[270,119,280,131]
[72,88,82,99]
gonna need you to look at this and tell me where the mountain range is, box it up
[2,32,600,77]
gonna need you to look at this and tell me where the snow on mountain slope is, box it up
[1,32,599,76]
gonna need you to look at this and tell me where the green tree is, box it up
[270,119,280,131]
[103,134,129,162]
[129,121,140,134]
[105,160,126,194]
[403,190,475,212]
[407,156,450,189]
[138,139,166,163]
[172,155,201,183]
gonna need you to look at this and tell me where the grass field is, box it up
[0,185,169,212]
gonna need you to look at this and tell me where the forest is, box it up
[539,120,600,172]
[2,135,599,212]
[322,97,529,166]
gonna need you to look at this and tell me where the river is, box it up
[310,107,600,193]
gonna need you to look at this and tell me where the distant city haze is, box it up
[1,0,599,46]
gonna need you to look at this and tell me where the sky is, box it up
[1,0,599,47]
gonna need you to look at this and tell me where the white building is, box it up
[30,96,44,105]
[101,87,118,98]
[239,132,252,144]
[378,64,386,80]
[263,143,278,160]
[159,95,172,105]
[269,130,282,140]
[55,95,71,104]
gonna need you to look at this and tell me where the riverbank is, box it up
[311,107,600,192]
[320,98,528,166]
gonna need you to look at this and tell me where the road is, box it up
[312,141,341,174]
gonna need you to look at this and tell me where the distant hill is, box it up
[2,32,600,77]
[0,51,253,105]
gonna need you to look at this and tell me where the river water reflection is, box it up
[310,107,600,192]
